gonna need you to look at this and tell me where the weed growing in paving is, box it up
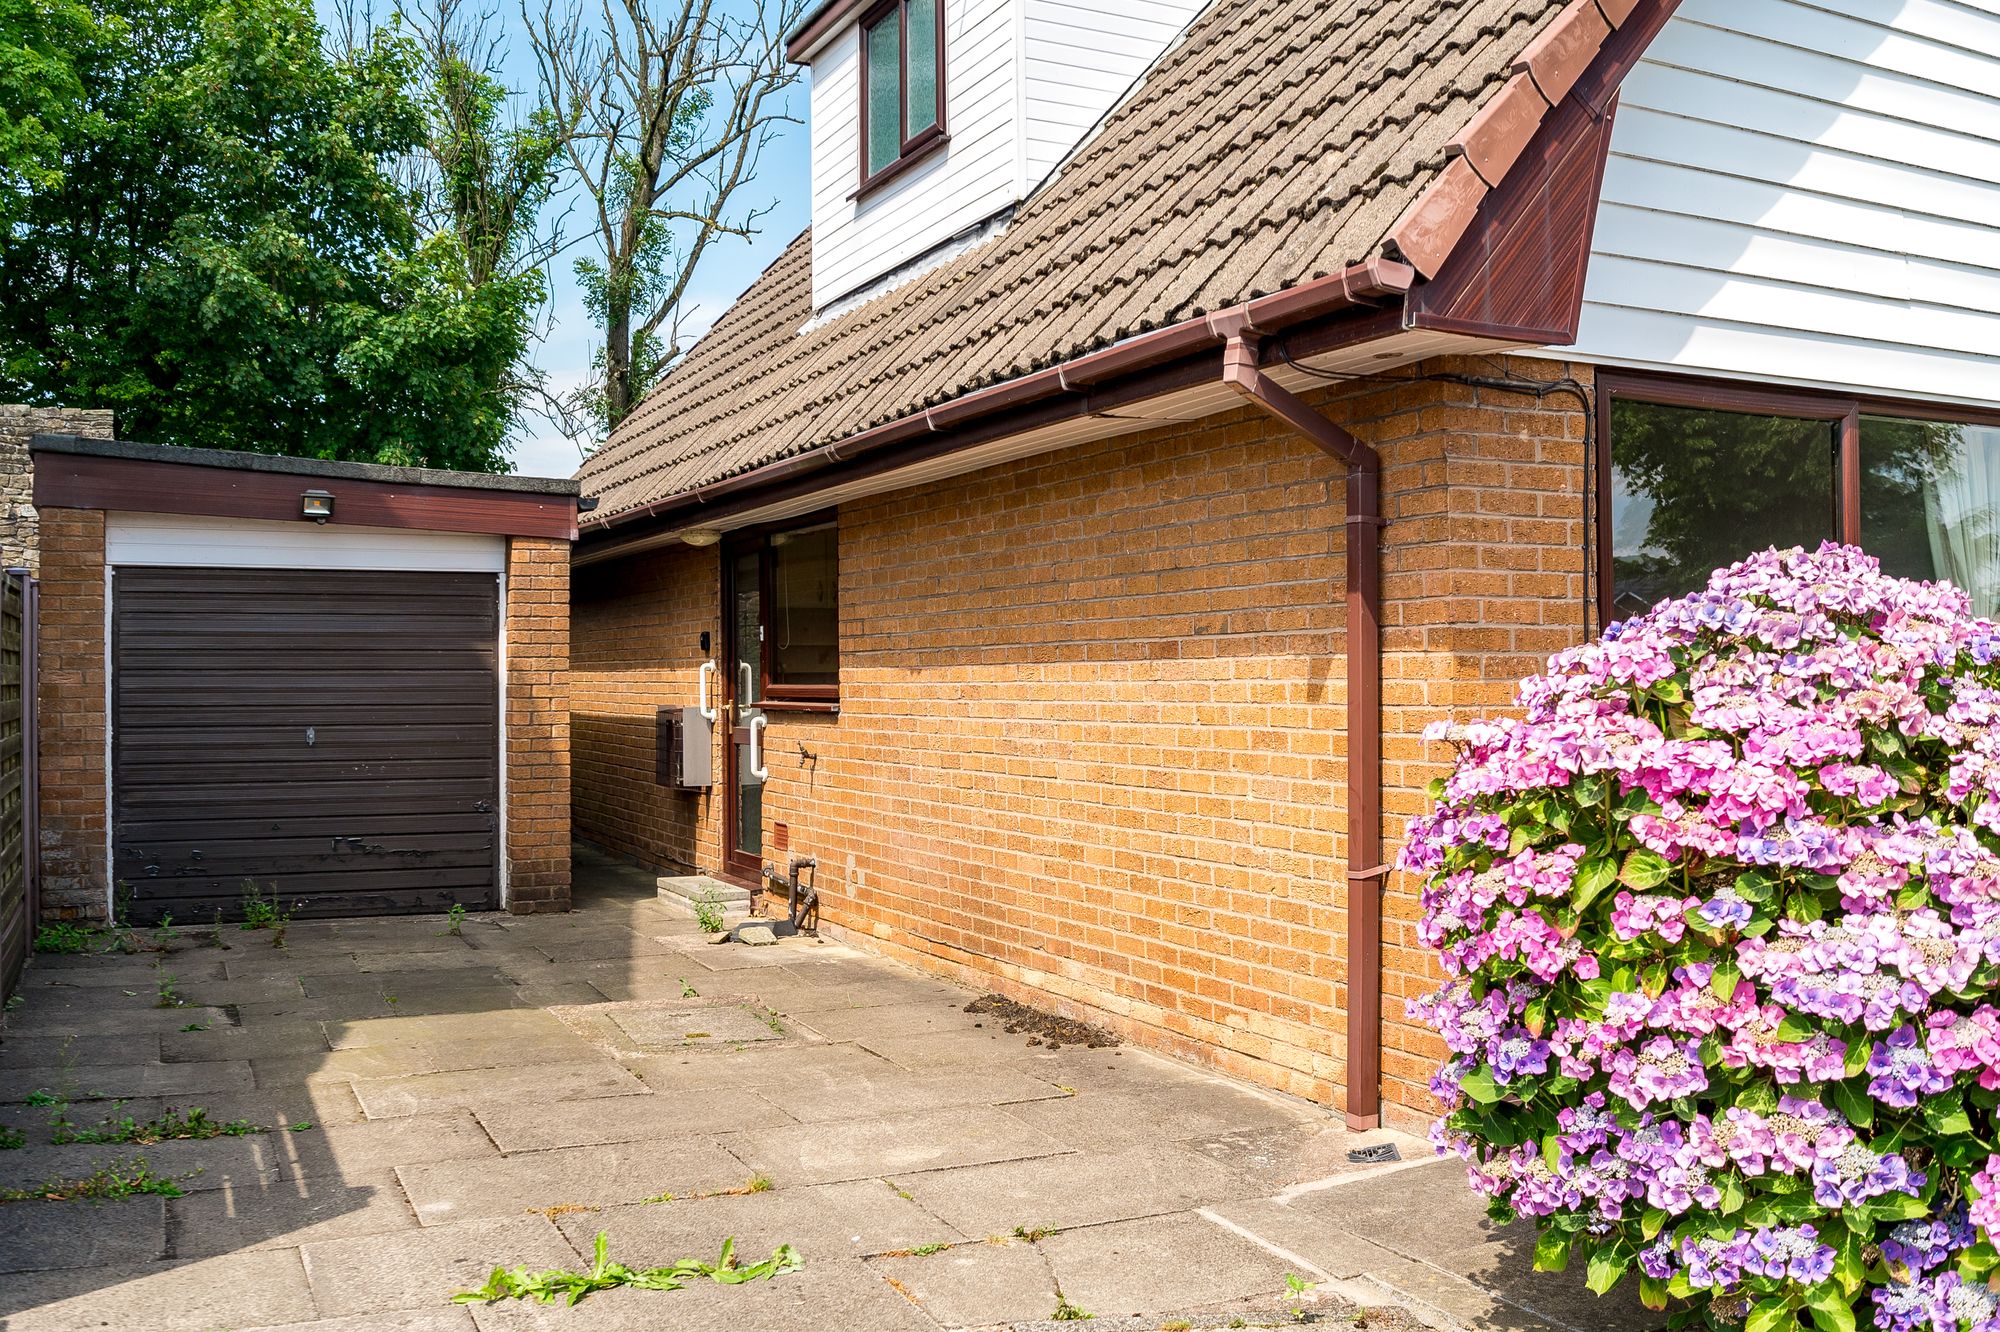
[0,1158,185,1202]
[23,1090,64,1107]
[1050,1292,1093,1321]
[445,903,466,936]
[1283,1272,1317,1323]
[679,978,699,998]
[643,1175,773,1205]
[50,1107,271,1146]
[692,885,726,933]
[910,1242,947,1256]
[454,1232,801,1307]
[1011,1224,1057,1243]
[153,967,181,1008]
[32,922,91,954]
[179,1022,206,1033]
[239,882,298,946]
[0,1126,24,1150]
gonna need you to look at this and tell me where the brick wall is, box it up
[0,406,113,574]
[570,541,723,874]
[568,354,1593,1122]
[504,536,574,913]
[36,507,108,920]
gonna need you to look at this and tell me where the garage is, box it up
[112,566,503,922]
[29,435,581,924]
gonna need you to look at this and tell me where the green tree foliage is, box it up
[0,0,89,218]
[0,0,548,471]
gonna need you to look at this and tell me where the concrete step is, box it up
[657,875,752,921]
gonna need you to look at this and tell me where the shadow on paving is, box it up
[0,846,1663,1332]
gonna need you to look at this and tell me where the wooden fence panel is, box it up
[0,571,33,999]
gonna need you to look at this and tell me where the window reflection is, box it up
[1609,400,1838,616]
[1861,416,2000,614]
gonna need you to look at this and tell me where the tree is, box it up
[0,0,90,223]
[529,0,803,442]
[0,0,548,471]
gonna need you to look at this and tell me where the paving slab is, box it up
[753,1064,1071,1124]
[0,1002,233,1036]
[253,1033,603,1087]
[300,1214,578,1318]
[173,974,313,1006]
[25,960,226,987]
[999,1082,1319,1153]
[1039,1212,1297,1316]
[610,1002,786,1046]
[0,1059,256,1103]
[1183,1120,1433,1194]
[396,1138,752,1224]
[462,1255,935,1332]
[474,1089,786,1152]
[168,1168,421,1256]
[717,1105,1071,1187]
[158,1020,329,1063]
[858,1027,1101,1071]
[349,1059,650,1119]
[554,1177,965,1260]
[1288,1158,1662,1332]
[870,1235,1059,1326]
[0,1130,305,1196]
[0,1033,162,1068]
[259,1109,498,1179]
[623,1038,901,1093]
[238,1312,476,1332]
[787,999,989,1041]
[0,1248,319,1331]
[325,1008,574,1051]
[0,1197,167,1272]
[899,1142,1262,1238]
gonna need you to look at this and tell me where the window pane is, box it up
[865,14,901,175]
[770,525,839,685]
[906,0,938,134]
[1862,415,2000,613]
[1609,399,1837,617]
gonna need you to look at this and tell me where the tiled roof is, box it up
[579,0,1597,524]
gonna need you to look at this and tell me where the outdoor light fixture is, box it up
[680,529,722,547]
[301,489,334,523]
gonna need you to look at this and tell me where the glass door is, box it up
[725,542,764,880]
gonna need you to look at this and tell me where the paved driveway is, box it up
[0,850,1656,1331]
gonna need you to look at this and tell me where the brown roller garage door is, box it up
[112,567,500,922]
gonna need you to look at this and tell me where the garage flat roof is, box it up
[31,435,581,496]
[32,435,582,542]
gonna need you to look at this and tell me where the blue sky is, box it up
[318,0,812,479]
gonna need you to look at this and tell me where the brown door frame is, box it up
[720,535,763,884]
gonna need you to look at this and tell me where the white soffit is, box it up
[106,511,507,573]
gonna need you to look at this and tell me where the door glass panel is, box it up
[730,548,762,863]
[1609,400,1837,618]
[865,14,901,174]
[1861,415,2000,614]
[906,0,938,134]
[770,525,839,685]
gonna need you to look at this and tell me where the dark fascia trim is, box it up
[30,434,581,496]
[789,0,872,61]
[852,128,948,202]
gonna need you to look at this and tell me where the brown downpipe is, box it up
[1214,319,1386,1132]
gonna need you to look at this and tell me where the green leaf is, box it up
[1572,856,1618,912]
[1459,1065,1503,1105]
[1747,1296,1797,1332]
[1924,1090,1973,1137]
[1826,1080,1873,1129]
[1805,1283,1858,1332]
[1711,961,1741,1001]
[1641,1207,1668,1241]
[1618,848,1672,891]
[1533,1228,1571,1273]
[1638,1274,1669,1311]
[1734,869,1775,903]
[1584,1244,1630,1295]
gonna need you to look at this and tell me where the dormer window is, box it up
[857,0,945,196]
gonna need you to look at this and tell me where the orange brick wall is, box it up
[567,354,1593,1122]
[505,536,574,913]
[36,507,107,920]
[570,541,723,874]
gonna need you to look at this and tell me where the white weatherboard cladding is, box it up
[808,0,1021,307]
[806,0,1204,308]
[1019,0,1205,186]
[105,512,507,572]
[1549,0,2000,408]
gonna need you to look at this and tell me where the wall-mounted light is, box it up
[680,528,722,547]
[301,490,334,524]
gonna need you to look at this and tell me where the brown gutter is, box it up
[576,256,1415,555]
[1214,318,1386,1133]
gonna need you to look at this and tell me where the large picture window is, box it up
[858,0,944,193]
[1600,372,2000,621]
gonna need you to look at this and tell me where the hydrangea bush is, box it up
[1402,544,2000,1332]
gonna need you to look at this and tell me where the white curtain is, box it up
[1926,425,2000,616]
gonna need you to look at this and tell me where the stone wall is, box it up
[0,406,113,574]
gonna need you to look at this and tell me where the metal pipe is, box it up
[1214,325,1386,1132]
